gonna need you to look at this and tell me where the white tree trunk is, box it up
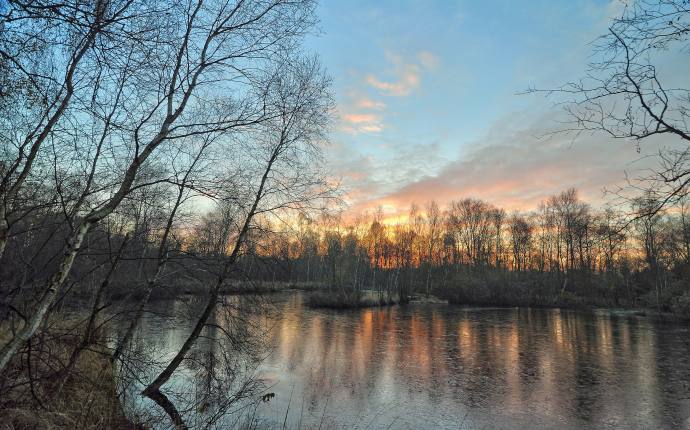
[0,222,92,372]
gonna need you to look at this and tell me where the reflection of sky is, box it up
[303,0,686,218]
[118,294,690,429]
[249,294,690,429]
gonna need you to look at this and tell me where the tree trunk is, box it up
[0,221,92,372]
[0,211,7,260]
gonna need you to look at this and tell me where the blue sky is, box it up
[304,0,672,218]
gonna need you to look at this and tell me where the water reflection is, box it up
[133,293,690,429]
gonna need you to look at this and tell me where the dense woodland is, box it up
[256,190,690,313]
[4,184,689,316]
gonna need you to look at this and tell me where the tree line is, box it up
[255,189,690,314]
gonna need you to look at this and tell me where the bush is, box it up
[436,270,614,309]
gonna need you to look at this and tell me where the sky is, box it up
[304,0,679,220]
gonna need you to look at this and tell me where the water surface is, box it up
[128,292,690,429]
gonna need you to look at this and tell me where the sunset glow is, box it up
[307,1,683,219]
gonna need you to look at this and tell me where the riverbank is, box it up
[442,299,690,322]
[432,270,690,320]
[304,289,689,321]
[450,295,688,320]
[100,280,321,302]
[0,323,139,429]
[67,274,690,319]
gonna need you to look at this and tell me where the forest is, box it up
[7,181,690,319]
[252,189,690,314]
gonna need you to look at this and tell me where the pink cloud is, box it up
[339,111,383,134]
[355,97,385,110]
[342,113,379,124]
[365,68,420,97]
[337,112,677,218]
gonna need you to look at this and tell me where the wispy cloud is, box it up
[340,111,674,217]
[365,50,439,97]
[341,113,379,124]
[365,71,420,97]
[355,97,385,110]
[337,50,439,134]
[337,92,387,135]
[339,111,384,134]
[417,50,439,70]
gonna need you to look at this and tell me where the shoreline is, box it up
[0,328,141,429]
[63,280,690,321]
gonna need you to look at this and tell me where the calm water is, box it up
[124,292,690,429]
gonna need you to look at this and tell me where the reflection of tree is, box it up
[113,295,274,429]
[165,295,686,429]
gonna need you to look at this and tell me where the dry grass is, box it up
[0,321,139,430]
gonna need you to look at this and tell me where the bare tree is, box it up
[0,0,319,374]
[0,0,154,258]
[424,201,442,297]
[633,192,665,311]
[112,135,216,363]
[139,55,333,428]
[510,214,532,273]
[534,1,690,213]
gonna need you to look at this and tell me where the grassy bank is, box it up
[0,323,138,430]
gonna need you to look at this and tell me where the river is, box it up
[119,291,690,429]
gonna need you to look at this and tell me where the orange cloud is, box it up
[366,69,420,97]
[339,111,383,134]
[342,113,379,124]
